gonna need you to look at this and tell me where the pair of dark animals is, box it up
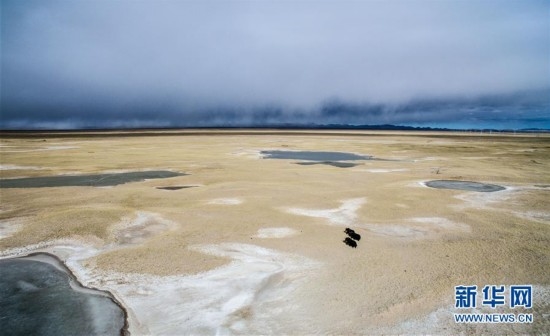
[343,228,361,248]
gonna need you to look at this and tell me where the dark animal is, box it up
[345,228,361,241]
[343,237,357,248]
[348,231,361,241]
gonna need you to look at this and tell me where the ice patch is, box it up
[284,199,469,239]
[232,149,263,159]
[1,146,79,153]
[56,242,316,335]
[0,219,23,239]
[285,198,366,226]
[409,217,470,233]
[453,186,515,210]
[0,164,45,171]
[363,224,426,238]
[1,233,319,335]
[110,212,177,245]
[45,146,78,150]
[413,157,448,162]
[513,211,550,224]
[363,217,469,239]
[413,180,430,188]
[208,198,243,205]
[362,168,409,173]
[255,227,298,238]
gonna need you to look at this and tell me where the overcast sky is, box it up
[1,0,549,129]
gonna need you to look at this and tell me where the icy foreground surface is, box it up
[0,255,125,336]
[43,242,321,335]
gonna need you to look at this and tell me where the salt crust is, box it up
[0,212,318,335]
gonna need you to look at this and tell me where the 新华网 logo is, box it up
[455,285,532,309]
[453,285,533,324]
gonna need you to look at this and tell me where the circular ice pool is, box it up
[425,180,505,192]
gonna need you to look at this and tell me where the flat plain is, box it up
[1,130,549,334]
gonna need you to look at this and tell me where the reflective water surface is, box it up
[261,150,371,161]
[0,171,185,188]
[0,253,126,336]
[425,180,505,192]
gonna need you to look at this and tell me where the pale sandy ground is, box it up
[1,131,549,334]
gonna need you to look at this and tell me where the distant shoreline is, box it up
[1,128,549,139]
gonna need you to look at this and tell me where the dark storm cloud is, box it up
[1,0,549,129]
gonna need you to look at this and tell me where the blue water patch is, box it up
[295,161,360,168]
[156,185,196,190]
[425,180,505,192]
[0,170,186,188]
[261,150,371,161]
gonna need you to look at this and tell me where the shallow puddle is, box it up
[261,150,371,161]
[0,171,186,188]
[425,180,505,192]
[295,161,360,168]
[156,186,196,190]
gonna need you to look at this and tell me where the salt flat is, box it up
[1,130,549,334]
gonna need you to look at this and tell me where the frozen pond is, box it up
[425,180,505,192]
[0,253,126,336]
[0,171,185,188]
[295,161,360,168]
[261,150,371,161]
[156,185,196,190]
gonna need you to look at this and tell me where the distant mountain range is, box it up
[1,124,549,133]
[259,124,550,132]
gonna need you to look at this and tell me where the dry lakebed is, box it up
[1,130,549,335]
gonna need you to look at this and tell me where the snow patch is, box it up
[363,217,470,239]
[20,242,319,335]
[362,168,409,173]
[0,164,45,171]
[285,198,366,226]
[2,146,79,153]
[255,227,298,238]
[110,212,177,245]
[363,224,426,238]
[0,219,23,239]
[453,186,515,210]
[232,149,263,159]
[513,211,550,224]
[208,198,243,205]
[413,157,448,162]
